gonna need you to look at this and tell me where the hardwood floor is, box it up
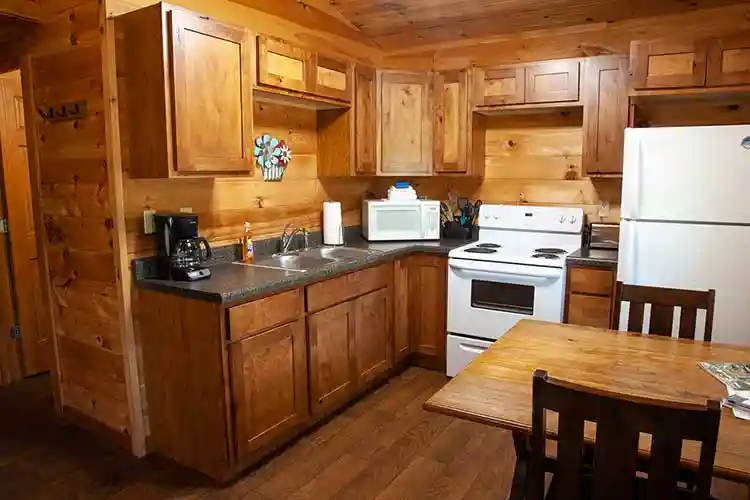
[0,368,747,500]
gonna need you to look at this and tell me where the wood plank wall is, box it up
[122,102,371,259]
[378,3,750,220]
[21,0,131,441]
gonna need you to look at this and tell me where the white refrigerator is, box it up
[618,125,750,346]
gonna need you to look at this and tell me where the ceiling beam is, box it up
[0,0,43,21]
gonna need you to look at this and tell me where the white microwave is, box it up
[362,200,441,241]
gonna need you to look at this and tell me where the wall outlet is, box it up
[179,207,193,213]
[143,210,156,235]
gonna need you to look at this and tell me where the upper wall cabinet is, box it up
[256,35,352,103]
[116,4,254,178]
[582,56,628,176]
[473,59,581,108]
[379,71,433,176]
[707,32,750,87]
[354,65,377,175]
[629,39,707,89]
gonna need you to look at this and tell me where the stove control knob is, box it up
[570,216,577,224]
[559,216,566,223]
[493,216,500,220]
[484,214,490,220]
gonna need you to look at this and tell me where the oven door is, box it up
[447,258,565,340]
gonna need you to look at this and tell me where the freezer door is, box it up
[616,220,750,346]
[622,125,750,224]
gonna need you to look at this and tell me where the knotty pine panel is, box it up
[123,101,371,258]
[23,0,130,438]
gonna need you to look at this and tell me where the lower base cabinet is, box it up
[229,319,309,463]
[564,265,616,329]
[308,287,393,417]
[407,254,448,370]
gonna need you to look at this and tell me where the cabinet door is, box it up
[314,55,352,101]
[256,35,313,94]
[566,294,612,329]
[408,255,447,370]
[170,10,254,173]
[630,39,707,89]
[582,56,628,175]
[525,60,580,103]
[354,65,377,175]
[707,32,750,86]
[353,288,392,388]
[379,71,433,175]
[230,320,309,461]
[473,67,525,106]
[434,70,468,174]
[308,301,355,416]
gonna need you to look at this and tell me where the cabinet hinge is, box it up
[10,324,20,340]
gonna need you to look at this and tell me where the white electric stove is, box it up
[446,204,584,377]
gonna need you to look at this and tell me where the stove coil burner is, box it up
[532,253,560,260]
[465,247,498,254]
[477,243,502,249]
[533,248,566,255]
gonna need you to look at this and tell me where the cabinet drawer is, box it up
[307,264,391,312]
[229,289,303,341]
[568,267,614,296]
[567,294,612,329]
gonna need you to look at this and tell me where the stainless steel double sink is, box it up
[235,246,379,273]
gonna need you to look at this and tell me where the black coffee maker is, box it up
[154,213,212,281]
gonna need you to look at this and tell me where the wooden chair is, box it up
[529,370,721,500]
[612,282,716,341]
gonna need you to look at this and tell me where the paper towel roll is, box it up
[323,201,344,245]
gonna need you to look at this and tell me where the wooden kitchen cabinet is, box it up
[434,70,469,174]
[408,254,448,370]
[582,56,628,176]
[473,66,525,107]
[630,39,708,89]
[308,300,356,416]
[229,319,309,461]
[354,65,377,175]
[393,259,411,363]
[564,265,616,329]
[379,71,433,175]
[315,55,352,101]
[256,35,312,94]
[353,288,392,388]
[525,59,580,103]
[707,32,750,87]
[116,4,254,177]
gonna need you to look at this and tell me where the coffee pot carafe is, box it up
[154,213,212,281]
[170,236,212,281]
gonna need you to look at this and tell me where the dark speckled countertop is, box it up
[566,247,618,268]
[136,238,468,306]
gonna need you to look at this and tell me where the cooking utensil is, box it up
[440,202,454,222]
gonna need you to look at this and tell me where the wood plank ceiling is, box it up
[323,0,748,50]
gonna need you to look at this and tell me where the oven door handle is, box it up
[449,260,560,280]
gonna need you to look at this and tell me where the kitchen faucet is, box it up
[280,222,309,252]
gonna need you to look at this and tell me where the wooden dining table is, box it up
[424,319,750,497]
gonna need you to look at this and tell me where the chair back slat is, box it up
[529,370,721,500]
[614,282,716,341]
[648,432,683,500]
[649,304,675,336]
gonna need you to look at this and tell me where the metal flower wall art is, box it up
[253,134,292,181]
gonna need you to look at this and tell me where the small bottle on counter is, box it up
[241,222,254,263]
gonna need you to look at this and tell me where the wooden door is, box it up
[353,288,391,389]
[314,55,352,102]
[582,56,628,175]
[408,255,447,370]
[379,71,433,175]
[256,35,312,94]
[473,67,524,106]
[707,32,750,86]
[434,70,468,174]
[230,319,309,461]
[308,300,355,416]
[392,259,410,363]
[525,60,580,103]
[0,71,50,376]
[170,10,254,173]
[630,39,707,89]
[0,182,20,386]
[354,65,377,175]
